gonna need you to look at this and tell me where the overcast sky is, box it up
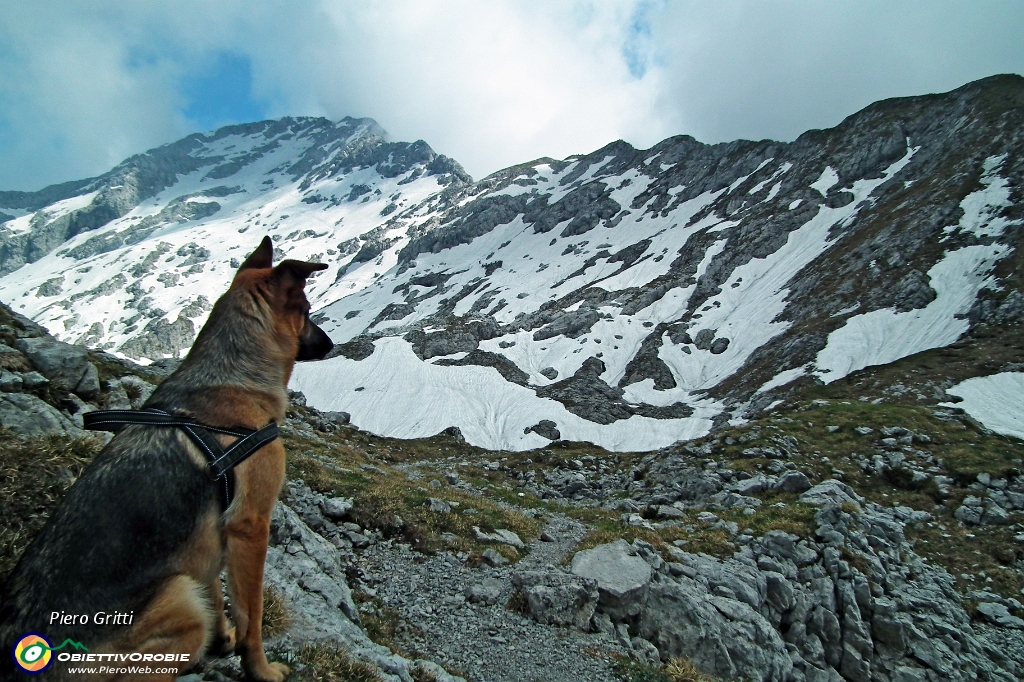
[1,1,1022,191]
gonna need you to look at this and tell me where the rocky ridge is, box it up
[1,76,1022,452]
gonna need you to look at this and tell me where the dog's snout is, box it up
[296,320,333,361]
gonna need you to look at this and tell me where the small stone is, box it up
[320,496,354,520]
[427,498,452,513]
[696,511,719,525]
[772,471,812,494]
[465,578,504,605]
[473,526,524,548]
[481,548,508,566]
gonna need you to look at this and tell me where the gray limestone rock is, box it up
[0,392,79,436]
[524,419,561,440]
[473,527,524,549]
[637,578,793,681]
[427,498,452,514]
[14,336,93,393]
[512,570,599,630]
[117,314,195,360]
[570,540,652,619]
[73,362,100,399]
[773,470,812,493]
[799,479,863,509]
[320,496,354,520]
[0,370,22,392]
[465,578,503,606]
[481,548,508,566]
[103,378,132,410]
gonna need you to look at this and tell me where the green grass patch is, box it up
[572,502,816,561]
[285,431,540,555]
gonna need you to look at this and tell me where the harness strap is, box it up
[83,408,279,509]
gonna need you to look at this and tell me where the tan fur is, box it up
[69,576,213,682]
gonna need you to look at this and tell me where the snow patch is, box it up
[291,337,715,452]
[810,167,839,197]
[941,373,1024,440]
[814,243,1010,383]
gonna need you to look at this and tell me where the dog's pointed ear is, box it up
[239,236,274,270]
[274,260,329,283]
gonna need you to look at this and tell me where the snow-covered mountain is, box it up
[0,116,469,357]
[1,75,1022,451]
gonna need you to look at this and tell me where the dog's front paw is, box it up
[211,626,236,656]
[248,661,289,682]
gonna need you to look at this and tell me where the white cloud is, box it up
[0,0,1022,191]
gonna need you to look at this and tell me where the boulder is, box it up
[734,474,771,495]
[799,479,863,509]
[570,540,651,618]
[511,570,598,629]
[975,602,1024,629]
[0,369,23,392]
[0,392,78,437]
[320,496,354,520]
[427,498,452,513]
[481,548,508,566]
[773,470,812,493]
[465,578,503,606]
[14,336,96,395]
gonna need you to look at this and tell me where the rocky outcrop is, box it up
[508,479,1022,682]
[117,314,195,360]
[14,336,99,397]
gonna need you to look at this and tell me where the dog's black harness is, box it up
[83,408,279,509]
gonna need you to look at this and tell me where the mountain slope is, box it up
[1,75,1022,451]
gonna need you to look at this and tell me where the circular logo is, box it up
[12,633,53,674]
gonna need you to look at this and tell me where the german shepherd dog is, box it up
[0,237,332,680]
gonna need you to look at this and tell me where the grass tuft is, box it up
[613,656,720,682]
[262,588,291,638]
[0,430,102,580]
[292,643,385,682]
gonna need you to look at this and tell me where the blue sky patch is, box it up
[181,51,268,132]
